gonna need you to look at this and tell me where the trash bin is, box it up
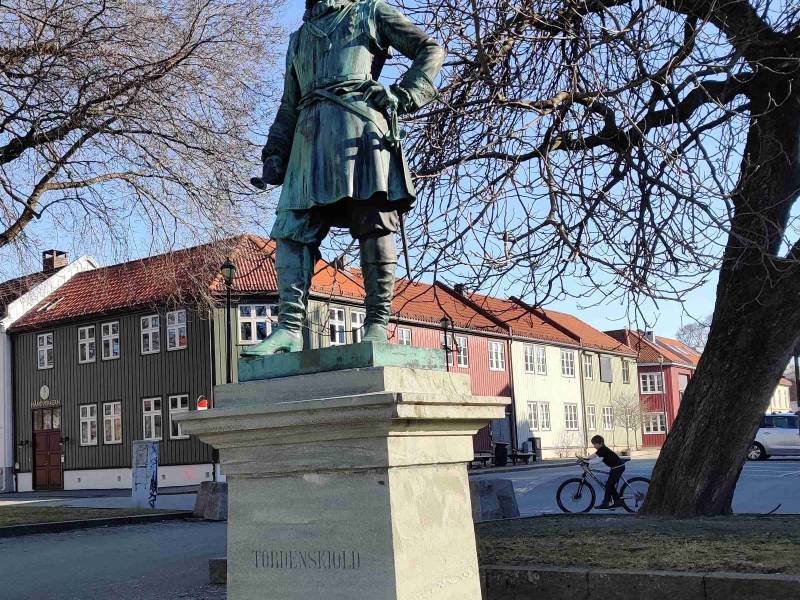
[494,442,509,467]
[529,437,542,462]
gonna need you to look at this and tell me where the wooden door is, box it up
[33,408,63,490]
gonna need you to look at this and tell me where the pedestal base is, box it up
[176,346,508,600]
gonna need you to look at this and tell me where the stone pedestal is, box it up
[175,344,508,600]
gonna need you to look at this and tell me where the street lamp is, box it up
[439,315,452,372]
[221,258,237,384]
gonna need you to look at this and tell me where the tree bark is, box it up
[642,79,800,517]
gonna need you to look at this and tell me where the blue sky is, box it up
[0,0,717,339]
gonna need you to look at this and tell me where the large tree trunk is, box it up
[642,82,800,517]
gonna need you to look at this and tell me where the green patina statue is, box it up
[244,0,445,356]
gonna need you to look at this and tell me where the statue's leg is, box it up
[241,238,319,356]
[359,233,397,343]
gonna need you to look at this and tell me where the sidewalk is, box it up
[469,459,575,476]
[0,485,199,511]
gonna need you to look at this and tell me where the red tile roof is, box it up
[534,309,636,356]
[605,329,701,366]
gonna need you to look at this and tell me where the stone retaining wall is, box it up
[481,565,800,599]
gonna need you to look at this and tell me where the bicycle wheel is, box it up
[556,478,596,513]
[619,477,650,513]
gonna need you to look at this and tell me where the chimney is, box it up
[333,256,346,271]
[453,283,465,295]
[42,250,68,272]
[644,330,656,343]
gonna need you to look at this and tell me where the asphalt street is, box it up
[0,520,226,600]
[471,458,800,515]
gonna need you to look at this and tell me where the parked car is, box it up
[747,412,800,460]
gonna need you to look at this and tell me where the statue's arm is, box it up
[374,2,446,114]
[262,42,301,169]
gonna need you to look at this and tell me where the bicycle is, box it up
[555,458,650,513]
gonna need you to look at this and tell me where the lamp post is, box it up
[221,258,237,384]
[439,315,452,373]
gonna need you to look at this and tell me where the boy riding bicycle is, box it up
[583,435,625,509]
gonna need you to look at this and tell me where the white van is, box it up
[747,412,800,460]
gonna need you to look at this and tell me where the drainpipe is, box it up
[659,357,669,436]
[794,350,799,411]
[505,327,518,451]
[577,342,589,452]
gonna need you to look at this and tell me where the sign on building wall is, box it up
[132,440,159,508]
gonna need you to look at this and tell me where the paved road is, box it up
[471,458,800,515]
[0,521,226,600]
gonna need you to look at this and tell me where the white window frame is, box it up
[142,397,162,441]
[644,412,667,434]
[488,340,506,371]
[166,309,187,351]
[37,332,54,370]
[78,325,96,364]
[523,344,535,373]
[603,406,614,431]
[101,321,120,360]
[640,372,664,394]
[329,308,347,346]
[538,402,551,430]
[440,332,455,365]
[527,401,539,430]
[587,405,597,430]
[560,349,575,377]
[454,335,468,368]
[536,346,547,375]
[238,304,278,345]
[140,314,160,355]
[80,404,98,446]
[397,327,412,346]
[351,310,366,343]
[622,360,631,384]
[583,354,593,379]
[565,403,579,431]
[169,394,190,440]
[102,401,122,445]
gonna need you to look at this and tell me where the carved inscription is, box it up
[253,550,361,570]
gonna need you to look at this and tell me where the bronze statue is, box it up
[245,0,445,355]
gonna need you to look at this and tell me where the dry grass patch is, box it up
[477,514,800,575]
[0,506,173,527]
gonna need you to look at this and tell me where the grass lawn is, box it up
[0,505,175,527]
[477,514,800,575]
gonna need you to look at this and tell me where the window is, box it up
[527,402,539,430]
[239,304,278,344]
[603,406,614,430]
[78,326,96,363]
[583,354,593,379]
[140,315,160,354]
[565,403,579,430]
[644,412,667,434]
[587,405,597,430]
[536,346,547,375]
[329,308,346,345]
[772,415,799,430]
[80,404,98,446]
[37,332,54,369]
[169,394,190,439]
[599,356,613,382]
[455,335,469,367]
[166,310,187,350]
[538,402,551,430]
[351,311,365,343]
[640,372,664,393]
[142,397,162,441]
[560,350,575,377]
[524,345,535,373]
[397,327,411,346]
[622,360,631,384]
[103,402,122,444]
[101,322,120,360]
[488,341,505,371]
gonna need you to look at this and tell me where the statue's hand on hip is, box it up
[251,155,285,189]
[363,82,399,113]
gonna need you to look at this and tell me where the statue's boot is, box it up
[241,239,315,356]
[359,234,397,343]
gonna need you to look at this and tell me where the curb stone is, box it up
[0,510,193,538]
